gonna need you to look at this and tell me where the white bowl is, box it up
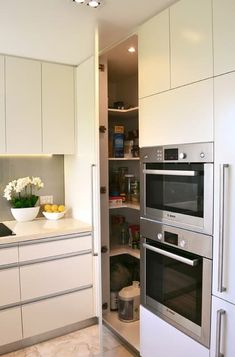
[42,211,65,220]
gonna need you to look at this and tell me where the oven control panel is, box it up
[156,230,187,249]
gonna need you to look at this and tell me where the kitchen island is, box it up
[0,218,96,355]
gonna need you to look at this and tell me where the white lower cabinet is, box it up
[20,254,93,300]
[140,306,209,357]
[0,307,22,345]
[0,268,20,306]
[22,288,93,338]
[210,296,235,357]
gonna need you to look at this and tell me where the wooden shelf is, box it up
[109,202,140,210]
[110,244,140,259]
[108,157,139,161]
[103,311,140,353]
[108,107,138,118]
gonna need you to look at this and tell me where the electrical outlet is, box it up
[39,195,53,205]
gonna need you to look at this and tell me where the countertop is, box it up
[0,218,92,245]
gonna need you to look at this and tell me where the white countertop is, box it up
[0,218,92,245]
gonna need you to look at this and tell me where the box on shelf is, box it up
[113,133,124,158]
[109,196,123,207]
[114,126,124,133]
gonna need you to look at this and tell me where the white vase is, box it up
[11,206,40,222]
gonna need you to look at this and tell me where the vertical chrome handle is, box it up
[91,164,98,256]
[218,164,229,293]
[215,309,225,357]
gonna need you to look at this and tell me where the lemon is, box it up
[58,205,65,212]
[51,204,58,212]
[44,204,51,212]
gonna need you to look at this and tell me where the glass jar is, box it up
[125,174,134,202]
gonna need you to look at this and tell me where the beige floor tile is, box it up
[103,345,136,357]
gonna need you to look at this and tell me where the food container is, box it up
[118,281,140,322]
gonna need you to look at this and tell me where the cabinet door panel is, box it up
[42,63,75,154]
[22,288,93,338]
[19,235,92,262]
[140,306,209,357]
[0,55,5,153]
[5,56,41,153]
[139,79,213,147]
[0,307,22,346]
[213,0,235,75]
[0,268,20,306]
[138,9,170,98]
[210,297,235,357]
[0,247,18,265]
[170,0,213,87]
[20,254,93,300]
[213,73,235,304]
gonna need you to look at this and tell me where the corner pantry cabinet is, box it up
[1,55,75,154]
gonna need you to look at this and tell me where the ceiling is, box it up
[0,0,179,66]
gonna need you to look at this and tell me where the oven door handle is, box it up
[143,243,199,266]
[143,169,199,177]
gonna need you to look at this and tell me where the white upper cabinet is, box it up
[138,9,170,98]
[5,56,42,153]
[42,63,75,154]
[170,0,213,88]
[0,55,5,153]
[213,72,235,305]
[139,78,213,147]
[213,0,235,75]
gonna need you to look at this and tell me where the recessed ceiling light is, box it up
[87,0,100,8]
[128,46,136,53]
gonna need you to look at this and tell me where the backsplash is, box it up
[0,156,65,221]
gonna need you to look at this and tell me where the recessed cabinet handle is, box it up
[215,309,226,357]
[218,164,229,293]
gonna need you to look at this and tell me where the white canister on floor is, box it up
[118,281,140,322]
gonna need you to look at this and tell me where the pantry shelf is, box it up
[108,107,138,118]
[110,245,140,259]
[108,157,139,161]
[109,203,140,210]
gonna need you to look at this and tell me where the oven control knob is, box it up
[200,152,205,159]
[157,233,163,241]
[179,240,186,248]
[179,152,186,159]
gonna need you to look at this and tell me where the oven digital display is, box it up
[164,231,178,245]
[164,148,178,160]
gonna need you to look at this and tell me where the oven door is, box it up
[140,238,212,347]
[140,162,213,235]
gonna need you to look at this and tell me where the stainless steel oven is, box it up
[140,142,213,235]
[140,219,212,348]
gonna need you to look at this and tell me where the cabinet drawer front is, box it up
[19,235,92,262]
[0,268,20,307]
[0,247,18,266]
[0,307,22,346]
[22,288,94,338]
[20,254,93,300]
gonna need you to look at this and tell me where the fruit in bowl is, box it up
[42,204,66,220]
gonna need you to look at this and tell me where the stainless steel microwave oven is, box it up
[140,142,214,235]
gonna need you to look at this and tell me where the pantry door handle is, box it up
[143,243,199,266]
[218,164,229,293]
[143,169,198,177]
[215,309,225,357]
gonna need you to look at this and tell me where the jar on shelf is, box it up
[124,174,135,202]
[109,170,120,196]
[119,167,128,197]
[131,179,140,203]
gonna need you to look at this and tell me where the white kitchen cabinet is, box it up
[170,0,213,88]
[0,307,22,345]
[213,0,235,76]
[0,246,18,265]
[20,254,93,300]
[210,297,235,357]
[139,78,213,147]
[42,62,75,154]
[0,268,20,306]
[22,288,93,338]
[5,56,42,153]
[138,9,170,98]
[213,72,235,304]
[19,234,92,262]
[140,306,209,357]
[0,55,5,153]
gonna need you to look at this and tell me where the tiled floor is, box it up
[1,325,137,357]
